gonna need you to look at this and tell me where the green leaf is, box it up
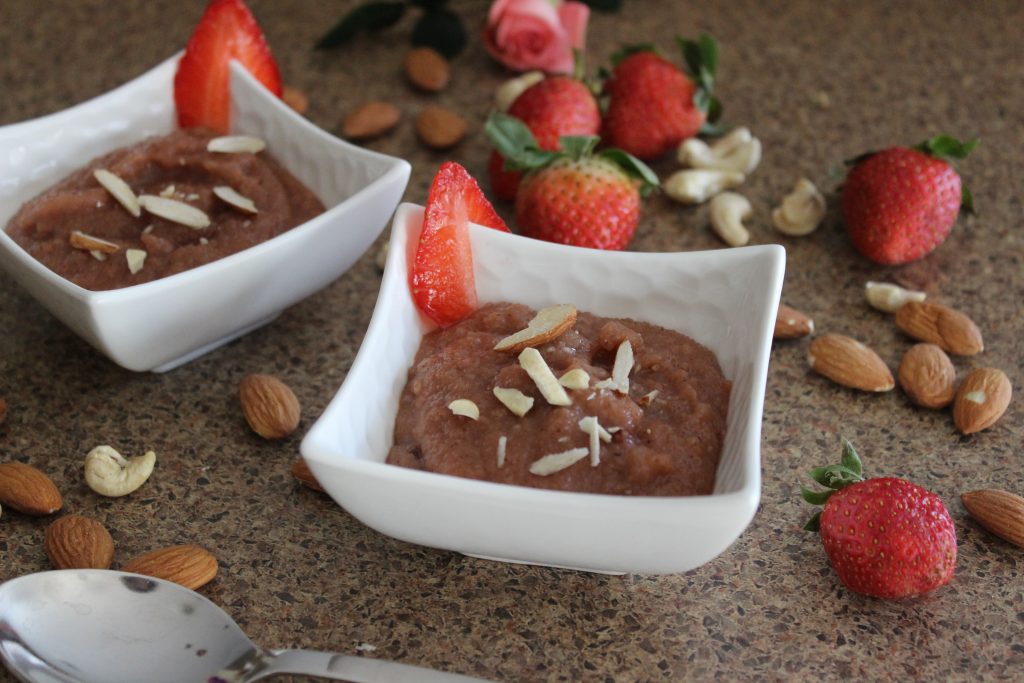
[803,511,822,532]
[315,2,406,50]
[411,7,467,58]
[917,135,978,161]
[484,112,540,161]
[560,135,600,160]
[808,465,834,487]
[801,486,833,506]
[580,0,622,11]
[839,438,862,477]
[504,149,560,172]
[610,43,660,68]
[961,185,975,215]
[598,148,660,195]
[699,120,731,137]
[698,33,719,80]
[677,33,718,93]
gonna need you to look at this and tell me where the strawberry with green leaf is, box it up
[842,135,977,265]
[802,439,957,599]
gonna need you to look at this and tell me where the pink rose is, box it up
[483,0,590,75]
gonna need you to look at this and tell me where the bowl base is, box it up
[149,311,281,373]
[463,552,626,576]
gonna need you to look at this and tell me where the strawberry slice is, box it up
[174,0,282,134]
[412,162,509,327]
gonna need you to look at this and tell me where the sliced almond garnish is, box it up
[159,185,177,198]
[518,348,571,406]
[494,304,577,353]
[638,390,659,406]
[528,447,589,476]
[138,195,211,229]
[207,135,266,154]
[558,368,590,390]
[493,387,534,417]
[69,230,119,254]
[126,248,147,275]
[448,399,479,420]
[90,250,108,262]
[497,436,507,468]
[142,225,154,235]
[595,340,634,394]
[213,186,258,214]
[578,416,612,467]
[93,169,141,217]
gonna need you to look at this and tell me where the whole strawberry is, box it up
[489,75,601,202]
[486,112,658,250]
[842,136,977,264]
[602,35,721,160]
[802,439,957,599]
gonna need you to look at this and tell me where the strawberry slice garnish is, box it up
[411,162,509,327]
[174,0,282,133]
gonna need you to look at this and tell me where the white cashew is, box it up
[678,127,761,174]
[864,281,927,313]
[771,178,826,236]
[84,445,156,497]
[494,71,545,112]
[709,192,753,247]
[664,169,745,205]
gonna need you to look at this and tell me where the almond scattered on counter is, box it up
[0,461,63,515]
[291,458,325,493]
[774,303,814,339]
[952,367,1011,434]
[282,85,309,115]
[898,343,956,409]
[415,105,467,150]
[45,514,115,570]
[961,489,1024,548]
[240,373,301,439]
[342,100,401,140]
[121,544,218,591]
[807,333,894,392]
[894,301,983,356]
[403,47,450,92]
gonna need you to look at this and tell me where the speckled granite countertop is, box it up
[1,1,1022,680]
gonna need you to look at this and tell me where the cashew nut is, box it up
[678,127,762,174]
[709,192,753,247]
[664,169,745,205]
[864,281,927,313]
[771,178,826,236]
[494,71,545,112]
[84,445,156,497]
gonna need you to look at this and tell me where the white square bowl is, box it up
[0,55,410,372]
[302,203,785,575]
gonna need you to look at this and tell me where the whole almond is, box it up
[894,301,983,356]
[961,489,1024,548]
[807,333,894,392]
[342,100,401,140]
[898,343,956,408]
[953,367,1011,434]
[403,47,450,92]
[282,85,309,115]
[415,105,467,150]
[774,303,814,340]
[0,461,63,515]
[121,544,218,590]
[45,514,115,569]
[291,458,325,493]
[240,374,301,439]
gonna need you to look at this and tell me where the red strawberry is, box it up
[842,136,976,265]
[411,162,509,327]
[802,439,957,599]
[489,75,601,201]
[174,0,283,134]
[603,35,721,160]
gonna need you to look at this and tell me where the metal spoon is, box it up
[0,570,491,683]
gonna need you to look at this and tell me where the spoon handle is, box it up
[254,649,493,683]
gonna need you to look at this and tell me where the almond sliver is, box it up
[497,435,508,468]
[207,135,266,154]
[578,416,603,467]
[494,304,577,353]
[139,195,211,229]
[558,368,590,390]
[610,340,634,394]
[448,399,479,420]
[529,447,589,476]
[213,186,258,214]
[493,387,534,417]
[126,248,147,275]
[518,348,571,406]
[69,230,120,254]
[93,169,141,217]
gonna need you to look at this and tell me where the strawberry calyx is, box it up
[676,33,722,129]
[916,135,978,213]
[801,438,865,531]
[485,111,659,196]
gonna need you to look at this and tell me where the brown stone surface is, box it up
[1,1,1022,681]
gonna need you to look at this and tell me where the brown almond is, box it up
[415,105,467,150]
[953,367,1011,434]
[0,461,63,515]
[291,458,325,493]
[121,544,218,590]
[403,47,450,92]
[807,333,894,392]
[961,489,1024,548]
[69,230,120,254]
[342,100,401,140]
[894,301,983,356]
[45,514,115,569]
[494,304,577,353]
[282,85,309,115]
[898,343,956,408]
[774,303,814,340]
[240,374,301,440]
